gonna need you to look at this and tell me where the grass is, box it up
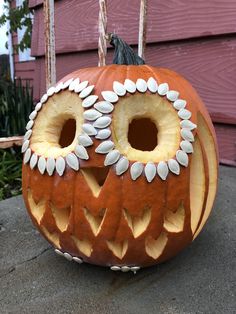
[0,148,22,200]
[0,78,34,201]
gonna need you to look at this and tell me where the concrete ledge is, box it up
[0,166,235,314]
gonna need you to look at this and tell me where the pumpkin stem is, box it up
[108,33,145,65]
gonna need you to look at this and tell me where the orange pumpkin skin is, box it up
[22,65,218,268]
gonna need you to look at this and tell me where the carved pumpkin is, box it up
[22,35,218,272]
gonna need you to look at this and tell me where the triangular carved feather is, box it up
[27,190,46,224]
[123,206,151,238]
[106,240,128,260]
[145,232,168,259]
[71,236,93,257]
[81,167,110,198]
[163,202,185,233]
[41,226,60,249]
[50,204,71,232]
[83,207,107,236]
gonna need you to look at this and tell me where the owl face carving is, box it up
[22,65,218,270]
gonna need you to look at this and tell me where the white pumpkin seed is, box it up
[95,129,111,140]
[181,128,194,142]
[40,93,48,104]
[26,120,34,130]
[82,95,98,108]
[111,266,120,271]
[66,153,79,171]
[168,159,180,175]
[55,249,64,256]
[93,116,111,128]
[79,85,94,98]
[176,150,189,167]
[29,110,37,120]
[101,91,119,103]
[130,162,143,180]
[55,82,64,93]
[35,102,42,111]
[124,79,136,93]
[144,162,156,182]
[38,156,46,174]
[78,134,93,147]
[157,161,169,180]
[23,148,31,164]
[24,129,32,141]
[180,120,197,130]
[147,77,158,93]
[130,266,140,273]
[56,156,66,176]
[72,257,83,264]
[173,99,186,110]
[178,108,192,120]
[69,78,80,91]
[180,140,193,153]
[158,83,169,95]
[166,90,179,102]
[63,252,73,261]
[30,153,38,169]
[21,140,29,153]
[62,78,74,89]
[83,109,102,121]
[121,266,130,272]
[136,78,147,93]
[82,123,97,136]
[95,140,114,154]
[47,86,55,97]
[47,157,56,176]
[104,149,120,166]
[116,157,129,175]
[75,145,89,160]
[94,101,114,113]
[113,81,126,96]
[74,81,89,93]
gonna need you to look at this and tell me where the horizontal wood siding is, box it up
[12,29,35,84]
[215,124,236,166]
[18,0,236,165]
[30,0,236,56]
[33,36,236,125]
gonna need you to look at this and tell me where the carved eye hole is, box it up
[111,93,181,163]
[93,78,196,182]
[29,92,83,159]
[59,118,77,148]
[128,118,158,152]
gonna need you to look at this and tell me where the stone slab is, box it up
[0,166,235,314]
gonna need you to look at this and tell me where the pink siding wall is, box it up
[14,0,236,165]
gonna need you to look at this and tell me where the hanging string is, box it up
[98,0,108,66]
[138,0,148,60]
[43,0,56,88]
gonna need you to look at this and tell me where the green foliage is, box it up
[0,0,33,52]
[0,148,22,200]
[0,78,34,137]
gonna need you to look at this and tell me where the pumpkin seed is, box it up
[130,162,143,180]
[158,83,169,95]
[144,162,156,182]
[176,150,189,167]
[113,81,126,96]
[79,85,94,98]
[101,91,119,103]
[38,156,46,174]
[147,77,158,93]
[168,159,180,175]
[56,156,66,176]
[136,78,147,93]
[157,161,169,180]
